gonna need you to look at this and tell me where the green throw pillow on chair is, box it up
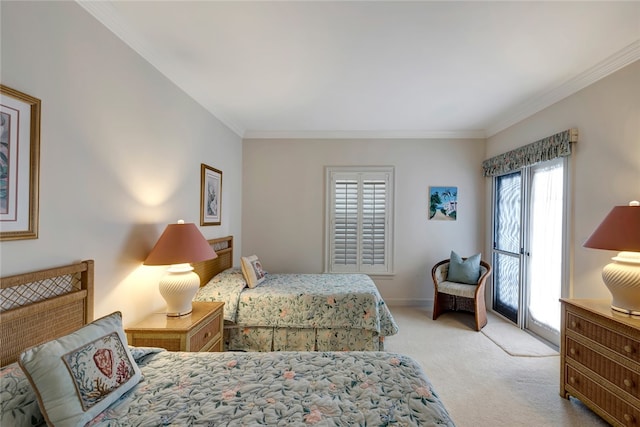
[447,250,481,284]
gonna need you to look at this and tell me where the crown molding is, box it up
[486,40,640,138]
[76,0,245,137]
[242,129,487,140]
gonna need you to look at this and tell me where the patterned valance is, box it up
[482,129,578,177]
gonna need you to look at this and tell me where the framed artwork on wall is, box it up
[428,186,457,221]
[0,85,41,241]
[200,163,222,226]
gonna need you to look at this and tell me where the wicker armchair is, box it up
[431,258,492,331]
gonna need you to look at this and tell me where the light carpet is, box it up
[384,306,607,427]
[481,312,559,357]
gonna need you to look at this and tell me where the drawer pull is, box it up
[571,321,577,328]
[569,376,576,385]
[204,332,211,339]
[623,345,633,354]
[623,414,634,423]
[623,378,634,388]
[569,348,576,356]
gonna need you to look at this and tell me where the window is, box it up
[325,166,394,274]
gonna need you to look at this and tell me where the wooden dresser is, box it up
[560,299,640,426]
[126,302,224,352]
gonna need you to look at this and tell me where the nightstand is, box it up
[126,302,224,352]
[560,299,640,426]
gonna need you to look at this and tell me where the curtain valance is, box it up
[482,128,578,177]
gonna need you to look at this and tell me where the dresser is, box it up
[126,302,224,352]
[560,299,640,426]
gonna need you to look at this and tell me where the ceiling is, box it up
[78,1,640,139]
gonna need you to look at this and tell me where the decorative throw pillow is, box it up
[241,255,266,288]
[447,250,481,285]
[1,363,44,427]
[19,312,141,427]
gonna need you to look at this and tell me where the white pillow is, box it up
[241,255,266,288]
[19,312,141,427]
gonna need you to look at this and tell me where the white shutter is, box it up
[333,179,358,266]
[361,178,386,266]
[326,167,394,274]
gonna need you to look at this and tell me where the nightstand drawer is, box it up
[567,312,640,364]
[190,308,222,351]
[567,337,640,397]
[566,366,640,427]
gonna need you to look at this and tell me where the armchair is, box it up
[432,258,492,331]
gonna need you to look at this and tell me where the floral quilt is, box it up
[88,350,455,426]
[195,273,399,337]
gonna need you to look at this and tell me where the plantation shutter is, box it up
[326,167,394,274]
[333,179,358,266]
[361,179,386,266]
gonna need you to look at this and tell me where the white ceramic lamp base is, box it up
[602,251,640,316]
[158,263,200,317]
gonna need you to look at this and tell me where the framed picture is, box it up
[0,85,41,241]
[200,163,222,226]
[429,186,457,221]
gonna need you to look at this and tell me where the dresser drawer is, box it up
[566,366,640,427]
[566,337,640,398]
[189,308,222,351]
[567,311,640,364]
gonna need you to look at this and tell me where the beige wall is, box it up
[242,138,487,305]
[486,60,640,299]
[0,2,243,325]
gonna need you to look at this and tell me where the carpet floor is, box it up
[384,306,609,427]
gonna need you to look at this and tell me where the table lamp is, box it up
[583,200,640,315]
[144,220,217,316]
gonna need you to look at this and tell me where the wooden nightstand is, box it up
[560,299,640,426]
[126,302,224,352]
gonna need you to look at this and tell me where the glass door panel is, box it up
[492,172,522,323]
[526,159,564,345]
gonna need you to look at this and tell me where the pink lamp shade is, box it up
[583,203,640,252]
[144,221,217,266]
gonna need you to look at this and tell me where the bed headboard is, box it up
[193,235,234,286]
[0,260,94,367]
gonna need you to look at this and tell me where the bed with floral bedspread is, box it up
[194,269,399,351]
[86,349,454,426]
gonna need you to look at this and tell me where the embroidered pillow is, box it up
[1,362,44,427]
[241,255,266,288]
[447,251,481,285]
[19,312,141,427]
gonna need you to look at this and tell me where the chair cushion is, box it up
[447,251,481,284]
[437,280,478,298]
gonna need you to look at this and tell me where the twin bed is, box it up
[192,236,399,352]
[1,257,455,426]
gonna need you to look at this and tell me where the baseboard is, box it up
[384,298,432,308]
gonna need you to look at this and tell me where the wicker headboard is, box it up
[193,235,234,286]
[0,260,94,366]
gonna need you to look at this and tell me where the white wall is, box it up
[486,60,640,299]
[242,138,487,306]
[0,2,243,325]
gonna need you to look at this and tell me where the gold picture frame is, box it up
[200,163,222,226]
[0,85,41,241]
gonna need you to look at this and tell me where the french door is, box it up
[491,158,568,346]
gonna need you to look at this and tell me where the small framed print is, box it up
[200,163,222,226]
[1,85,41,241]
[429,186,457,221]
